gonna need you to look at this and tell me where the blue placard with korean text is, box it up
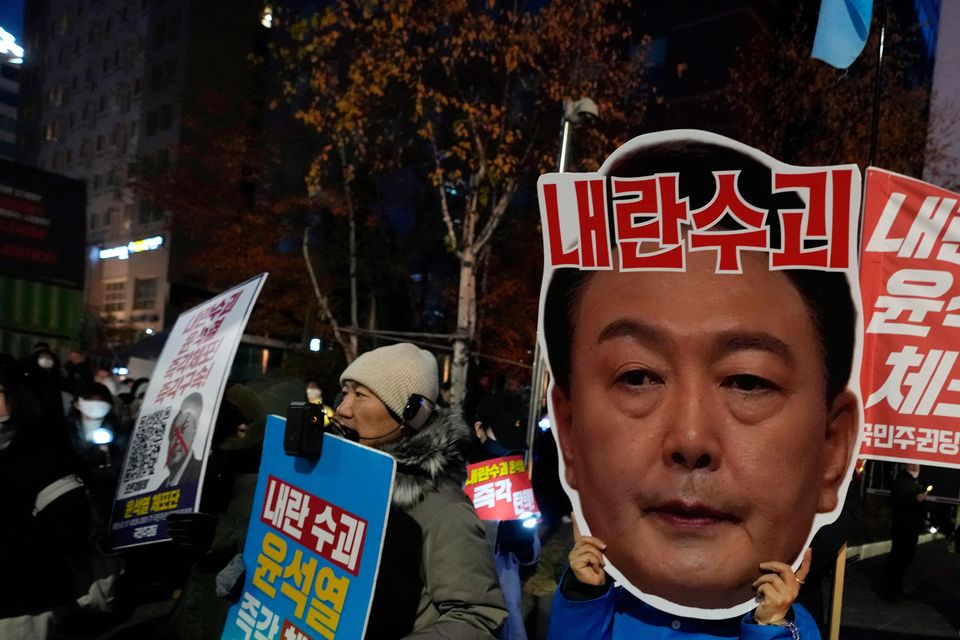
[221,415,395,640]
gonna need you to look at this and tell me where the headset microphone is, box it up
[359,392,436,442]
[400,394,436,431]
[359,423,404,442]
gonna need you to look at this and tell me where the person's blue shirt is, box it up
[548,570,819,639]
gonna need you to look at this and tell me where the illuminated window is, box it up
[133,278,158,310]
[103,280,126,312]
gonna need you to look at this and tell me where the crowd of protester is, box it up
[5,336,911,640]
[0,338,569,639]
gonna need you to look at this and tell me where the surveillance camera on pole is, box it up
[564,97,599,126]
[527,97,601,458]
[558,97,599,172]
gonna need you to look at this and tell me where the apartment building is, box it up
[17,0,262,344]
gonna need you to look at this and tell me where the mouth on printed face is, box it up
[645,500,741,531]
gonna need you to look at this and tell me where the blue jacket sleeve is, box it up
[547,570,615,640]
[740,603,821,640]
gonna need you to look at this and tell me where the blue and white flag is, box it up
[812,0,874,69]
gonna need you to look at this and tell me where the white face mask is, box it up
[78,398,112,419]
[37,357,55,369]
[306,388,322,401]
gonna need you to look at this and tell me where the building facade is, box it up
[17,0,263,345]
[0,25,22,159]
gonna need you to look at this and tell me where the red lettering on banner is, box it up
[538,167,856,273]
[688,171,770,273]
[829,168,854,268]
[613,175,687,270]
[261,476,367,576]
[542,183,579,267]
[575,179,611,268]
[690,171,766,228]
[156,290,244,402]
[773,170,829,268]
[612,177,659,242]
[464,455,540,521]
[688,227,769,273]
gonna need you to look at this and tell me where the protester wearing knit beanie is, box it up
[339,343,439,418]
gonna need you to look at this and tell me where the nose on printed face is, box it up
[661,390,723,471]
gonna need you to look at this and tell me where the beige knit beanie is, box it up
[339,343,439,417]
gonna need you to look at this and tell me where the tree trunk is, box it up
[339,144,360,359]
[450,247,476,412]
[302,226,356,362]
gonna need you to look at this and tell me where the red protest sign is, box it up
[260,476,368,576]
[463,455,539,521]
[860,168,960,468]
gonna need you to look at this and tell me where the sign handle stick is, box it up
[829,543,847,640]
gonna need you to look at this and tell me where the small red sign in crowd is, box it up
[464,455,539,521]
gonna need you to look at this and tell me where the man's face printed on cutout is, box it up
[541,131,861,618]
[552,248,857,611]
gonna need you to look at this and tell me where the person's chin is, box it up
[623,559,757,610]
[612,530,758,610]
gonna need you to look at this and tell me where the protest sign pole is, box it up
[867,0,888,167]
[829,544,847,640]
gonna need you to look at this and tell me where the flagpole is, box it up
[867,0,888,167]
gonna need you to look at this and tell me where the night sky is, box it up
[0,0,23,41]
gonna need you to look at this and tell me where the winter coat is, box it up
[166,384,267,640]
[548,570,820,639]
[0,428,93,619]
[469,439,541,640]
[365,408,508,639]
[890,470,926,541]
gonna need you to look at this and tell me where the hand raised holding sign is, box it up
[569,512,608,587]
[753,548,812,625]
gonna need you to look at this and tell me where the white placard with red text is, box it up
[109,274,267,548]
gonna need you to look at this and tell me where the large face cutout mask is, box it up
[536,130,863,619]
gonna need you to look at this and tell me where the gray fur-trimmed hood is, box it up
[381,407,470,509]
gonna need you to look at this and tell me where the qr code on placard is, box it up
[121,406,171,484]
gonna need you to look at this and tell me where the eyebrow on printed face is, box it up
[595,318,798,365]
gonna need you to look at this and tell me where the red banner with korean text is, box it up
[860,168,960,468]
[463,455,539,521]
[539,168,857,274]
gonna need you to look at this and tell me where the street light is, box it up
[526,97,599,457]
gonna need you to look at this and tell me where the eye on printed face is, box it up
[552,249,856,611]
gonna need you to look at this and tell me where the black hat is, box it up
[0,354,24,391]
[475,392,528,451]
[78,381,113,401]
